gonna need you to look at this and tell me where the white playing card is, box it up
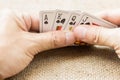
[79,12,117,28]
[65,12,83,31]
[52,10,71,30]
[40,11,56,32]
[39,11,43,33]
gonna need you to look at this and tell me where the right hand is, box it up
[73,9,120,58]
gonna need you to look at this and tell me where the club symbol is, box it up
[61,19,65,24]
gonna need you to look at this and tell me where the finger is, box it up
[22,30,75,56]
[0,9,24,33]
[73,25,116,47]
[17,12,39,32]
[96,9,120,25]
[0,9,39,32]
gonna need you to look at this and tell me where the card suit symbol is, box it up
[44,21,48,24]
[56,20,60,23]
[69,26,73,31]
[73,22,76,25]
[69,22,73,25]
[61,19,65,24]
[85,22,90,25]
[69,22,76,25]
[56,26,62,30]
[80,23,84,25]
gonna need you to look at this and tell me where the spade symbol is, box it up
[85,22,90,25]
[61,18,65,24]
[80,22,84,25]
[44,21,48,24]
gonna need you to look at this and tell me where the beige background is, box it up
[0,0,119,80]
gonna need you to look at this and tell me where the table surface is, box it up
[0,0,119,80]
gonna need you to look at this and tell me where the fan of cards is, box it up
[39,10,117,45]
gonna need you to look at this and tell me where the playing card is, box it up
[74,12,117,46]
[39,10,117,46]
[52,10,71,30]
[65,12,82,31]
[39,11,43,33]
[39,11,56,32]
[79,12,117,28]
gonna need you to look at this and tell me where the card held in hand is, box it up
[65,12,83,31]
[39,10,118,46]
[52,10,71,31]
[39,11,56,32]
[79,12,117,28]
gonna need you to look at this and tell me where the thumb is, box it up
[73,25,116,47]
[22,30,75,56]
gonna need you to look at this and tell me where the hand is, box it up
[73,9,120,58]
[0,9,75,79]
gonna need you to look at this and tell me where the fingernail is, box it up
[74,26,87,40]
[65,32,75,45]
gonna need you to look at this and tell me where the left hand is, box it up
[0,9,75,79]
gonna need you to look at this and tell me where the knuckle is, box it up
[51,31,66,48]
[51,31,60,48]
[93,27,101,43]
[87,27,102,44]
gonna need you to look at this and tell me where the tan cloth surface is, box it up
[6,46,120,80]
[0,0,119,80]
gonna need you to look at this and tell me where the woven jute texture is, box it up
[6,46,120,80]
[0,0,120,80]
